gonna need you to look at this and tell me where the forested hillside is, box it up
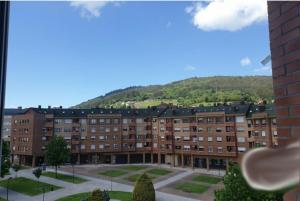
[74,76,273,108]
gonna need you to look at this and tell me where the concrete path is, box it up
[0,168,201,201]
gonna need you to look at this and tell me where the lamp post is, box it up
[6,177,11,201]
[72,163,75,184]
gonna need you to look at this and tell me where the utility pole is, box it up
[0,1,10,177]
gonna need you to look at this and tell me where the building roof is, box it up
[4,103,276,118]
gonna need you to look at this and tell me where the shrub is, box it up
[133,173,155,201]
[87,188,104,201]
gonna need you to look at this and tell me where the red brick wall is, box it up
[268,1,300,145]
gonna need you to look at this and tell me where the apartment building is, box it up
[8,103,277,169]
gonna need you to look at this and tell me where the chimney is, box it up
[17,106,22,109]
[38,105,41,109]
[48,106,51,109]
[59,106,62,109]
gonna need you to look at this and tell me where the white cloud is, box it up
[184,65,197,71]
[186,0,267,31]
[240,57,251,66]
[70,1,109,18]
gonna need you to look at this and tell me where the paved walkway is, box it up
[0,168,200,201]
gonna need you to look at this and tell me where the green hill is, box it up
[74,76,274,109]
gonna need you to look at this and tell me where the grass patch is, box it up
[55,191,132,201]
[176,182,209,194]
[42,172,87,184]
[146,168,172,176]
[193,175,222,184]
[119,165,148,171]
[0,198,7,201]
[125,174,156,182]
[99,170,127,177]
[0,177,61,196]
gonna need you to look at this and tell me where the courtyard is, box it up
[0,164,224,201]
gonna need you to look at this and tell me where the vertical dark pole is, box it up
[0,1,10,178]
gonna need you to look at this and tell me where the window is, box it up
[136,118,143,123]
[91,136,96,141]
[105,119,111,124]
[99,119,105,124]
[183,136,190,141]
[197,118,205,124]
[183,145,190,151]
[238,147,246,152]
[208,146,213,152]
[64,119,72,124]
[160,119,165,124]
[198,137,204,141]
[136,143,143,148]
[183,127,190,132]
[174,128,181,132]
[261,131,266,137]
[160,127,165,132]
[91,128,96,133]
[272,118,277,125]
[182,119,189,123]
[113,127,119,132]
[99,144,104,149]
[217,147,223,153]
[113,144,118,149]
[105,128,110,133]
[91,145,96,150]
[273,131,278,136]
[207,127,212,132]
[54,119,62,124]
[90,119,97,124]
[153,143,158,148]
[208,137,213,142]
[123,119,128,124]
[216,128,222,132]
[174,136,181,141]
[198,127,203,132]
[80,145,85,150]
[80,119,87,124]
[216,137,222,142]
[113,119,119,124]
[174,119,181,124]
[81,136,86,140]
[236,116,244,123]
[237,137,246,143]
[236,127,245,132]
[198,146,204,151]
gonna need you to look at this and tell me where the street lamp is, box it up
[6,177,11,201]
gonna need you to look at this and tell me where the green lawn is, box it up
[0,197,7,201]
[119,165,148,171]
[42,172,87,184]
[125,174,156,182]
[0,177,61,196]
[146,168,172,176]
[193,175,222,184]
[55,191,132,201]
[99,170,127,177]
[176,182,209,194]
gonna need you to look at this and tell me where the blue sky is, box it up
[6,1,271,108]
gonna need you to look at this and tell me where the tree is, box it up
[45,136,69,178]
[214,163,284,201]
[133,173,155,201]
[33,168,42,181]
[1,141,10,177]
[12,164,21,178]
[87,188,104,201]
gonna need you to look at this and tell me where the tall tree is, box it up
[45,136,69,178]
[1,141,10,177]
[215,163,284,201]
[133,173,155,201]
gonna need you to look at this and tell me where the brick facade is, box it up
[268,1,300,146]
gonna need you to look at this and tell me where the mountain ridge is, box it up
[73,76,274,109]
